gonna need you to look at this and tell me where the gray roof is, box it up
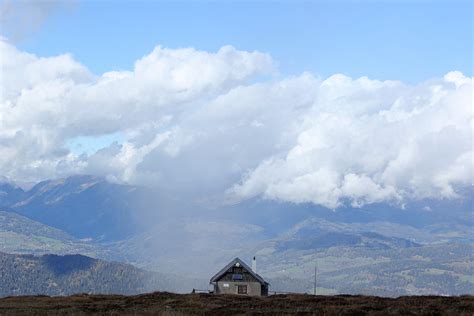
[209,257,269,285]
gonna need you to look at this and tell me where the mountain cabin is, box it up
[209,257,269,296]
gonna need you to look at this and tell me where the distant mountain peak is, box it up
[1,175,148,241]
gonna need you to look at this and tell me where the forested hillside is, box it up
[0,252,183,297]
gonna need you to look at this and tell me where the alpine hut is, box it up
[209,257,269,296]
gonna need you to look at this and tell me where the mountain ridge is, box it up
[0,251,191,297]
[0,175,150,241]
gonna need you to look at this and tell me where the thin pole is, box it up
[314,263,317,295]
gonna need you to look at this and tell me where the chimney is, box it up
[252,256,257,274]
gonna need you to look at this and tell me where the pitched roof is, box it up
[209,257,269,285]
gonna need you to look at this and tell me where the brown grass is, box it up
[0,292,472,315]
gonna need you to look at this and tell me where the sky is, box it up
[0,0,472,209]
[6,1,473,82]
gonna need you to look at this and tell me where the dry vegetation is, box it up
[0,292,473,315]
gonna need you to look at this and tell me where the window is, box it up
[237,285,247,294]
[232,273,243,281]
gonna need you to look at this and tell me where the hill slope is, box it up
[249,217,474,296]
[0,252,183,297]
[0,211,102,257]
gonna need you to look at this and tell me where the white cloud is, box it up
[0,39,273,183]
[229,72,472,208]
[0,39,472,209]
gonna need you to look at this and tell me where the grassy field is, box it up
[0,292,472,315]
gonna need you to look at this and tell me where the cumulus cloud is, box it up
[0,39,471,209]
[228,72,472,208]
[0,39,273,183]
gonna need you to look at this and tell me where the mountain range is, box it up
[0,175,151,241]
[0,175,472,296]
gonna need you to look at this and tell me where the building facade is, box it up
[210,257,269,296]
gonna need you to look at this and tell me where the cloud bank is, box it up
[0,39,472,209]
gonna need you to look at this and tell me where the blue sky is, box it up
[17,0,473,83]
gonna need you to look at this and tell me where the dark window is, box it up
[237,285,247,294]
[232,273,243,281]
